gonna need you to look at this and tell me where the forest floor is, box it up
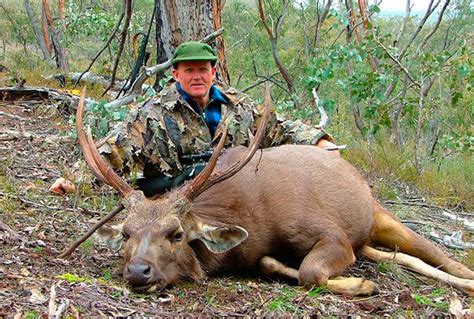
[0,87,473,317]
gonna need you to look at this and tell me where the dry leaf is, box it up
[29,287,47,304]
[20,268,30,276]
[449,292,471,318]
[48,283,57,317]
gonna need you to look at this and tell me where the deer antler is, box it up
[59,88,132,258]
[182,83,273,200]
[76,87,107,183]
[76,87,134,197]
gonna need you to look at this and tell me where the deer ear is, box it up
[188,223,248,253]
[96,222,125,252]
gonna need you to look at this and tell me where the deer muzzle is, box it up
[123,260,167,292]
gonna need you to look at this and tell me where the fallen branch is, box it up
[385,199,458,216]
[0,111,26,121]
[0,129,74,143]
[0,86,94,114]
[0,191,99,214]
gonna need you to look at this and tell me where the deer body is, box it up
[190,145,373,275]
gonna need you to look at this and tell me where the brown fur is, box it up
[118,145,473,292]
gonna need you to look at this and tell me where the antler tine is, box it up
[76,86,107,183]
[77,87,134,197]
[183,82,273,201]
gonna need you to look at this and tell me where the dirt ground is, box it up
[0,89,473,317]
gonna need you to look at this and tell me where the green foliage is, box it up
[86,100,128,137]
[79,238,95,252]
[58,273,92,284]
[66,2,116,42]
[412,294,449,311]
[24,311,40,319]
[0,168,21,214]
[66,100,128,139]
[307,286,328,297]
[32,246,44,254]
[267,287,301,313]
[102,268,113,281]
[377,261,395,273]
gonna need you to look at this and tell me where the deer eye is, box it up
[172,231,184,242]
[122,231,130,240]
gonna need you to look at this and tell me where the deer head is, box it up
[74,85,272,292]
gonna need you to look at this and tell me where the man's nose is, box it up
[191,72,202,80]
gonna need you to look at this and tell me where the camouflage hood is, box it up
[99,81,329,178]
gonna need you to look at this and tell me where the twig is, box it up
[0,191,99,214]
[374,38,421,89]
[58,203,124,258]
[102,0,132,97]
[0,111,26,120]
[393,0,413,47]
[241,72,279,93]
[417,0,451,52]
[74,3,125,87]
[399,0,441,59]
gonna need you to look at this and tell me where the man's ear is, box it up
[188,223,248,253]
[172,68,179,81]
[211,66,217,79]
[95,222,124,252]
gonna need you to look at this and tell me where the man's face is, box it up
[172,61,217,107]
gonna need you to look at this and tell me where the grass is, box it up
[344,139,473,209]
[102,268,113,281]
[267,287,301,314]
[412,293,449,311]
[0,166,22,215]
[24,311,40,319]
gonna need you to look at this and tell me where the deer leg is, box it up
[361,246,474,296]
[298,234,356,286]
[259,256,299,284]
[371,201,474,280]
[259,256,375,295]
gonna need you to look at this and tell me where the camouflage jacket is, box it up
[99,81,330,178]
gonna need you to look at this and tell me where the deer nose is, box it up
[124,262,153,287]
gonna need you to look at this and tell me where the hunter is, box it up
[98,41,338,196]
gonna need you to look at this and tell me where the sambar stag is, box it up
[69,88,474,296]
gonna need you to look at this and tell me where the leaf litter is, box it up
[0,95,473,317]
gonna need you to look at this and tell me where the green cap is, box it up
[172,41,217,65]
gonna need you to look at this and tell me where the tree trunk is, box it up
[24,0,51,60]
[42,0,69,70]
[312,0,333,50]
[154,0,229,88]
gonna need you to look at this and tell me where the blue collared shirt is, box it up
[176,83,228,137]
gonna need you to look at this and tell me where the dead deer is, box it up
[66,86,474,296]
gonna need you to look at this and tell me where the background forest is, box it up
[0,0,472,208]
[0,0,473,317]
